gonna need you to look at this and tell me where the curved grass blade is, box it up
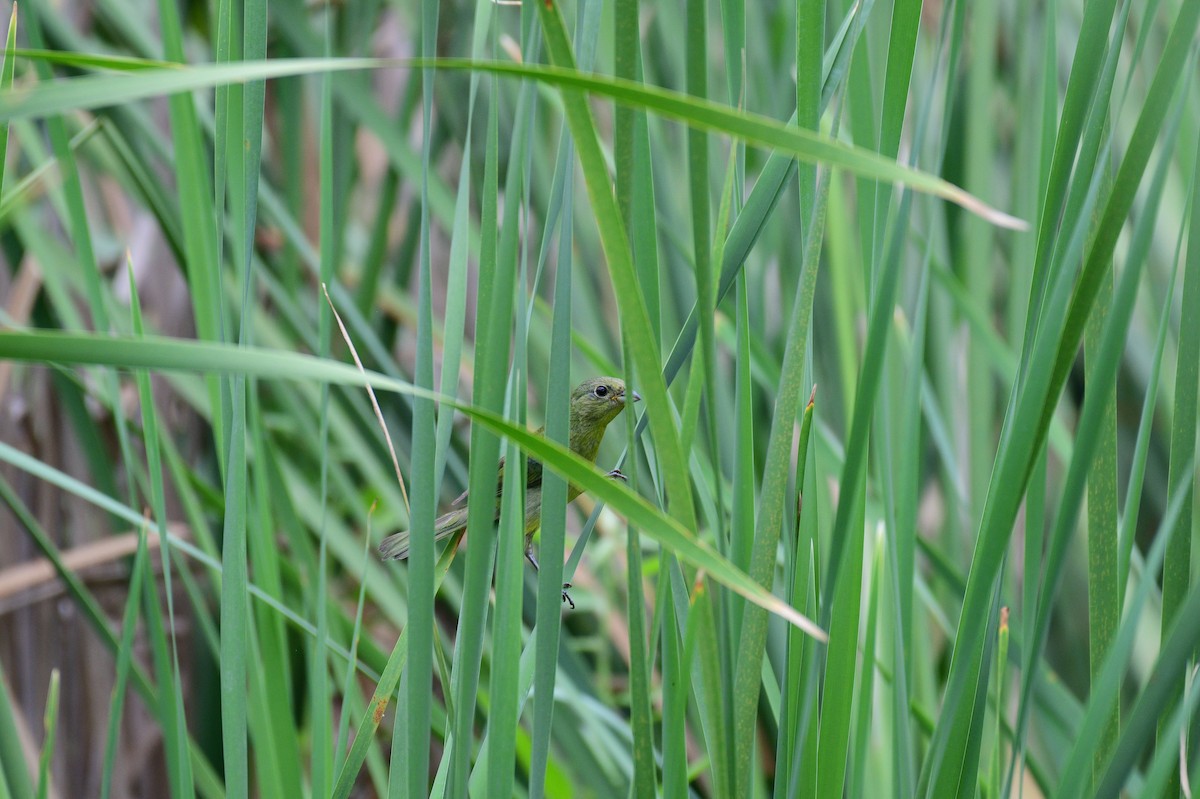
[0,57,1023,228]
[0,330,824,638]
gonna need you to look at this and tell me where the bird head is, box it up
[569,376,641,430]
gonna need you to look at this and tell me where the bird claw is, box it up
[606,468,627,482]
[529,550,576,609]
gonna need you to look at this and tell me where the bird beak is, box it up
[630,390,642,402]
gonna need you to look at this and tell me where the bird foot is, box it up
[606,468,627,482]
[561,583,574,609]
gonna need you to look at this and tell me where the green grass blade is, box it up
[528,2,593,788]
[0,3,17,197]
[481,16,540,793]
[34,670,58,799]
[1158,58,1200,780]
[446,58,504,799]
[331,533,463,799]
[736,162,829,792]
[307,8,339,796]
[391,0,440,791]
[0,59,1025,227]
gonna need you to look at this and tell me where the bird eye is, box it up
[594,385,609,398]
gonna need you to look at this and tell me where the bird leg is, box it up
[524,544,574,609]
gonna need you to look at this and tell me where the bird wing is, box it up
[449,455,544,506]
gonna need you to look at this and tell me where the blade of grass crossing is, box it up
[0,56,1028,232]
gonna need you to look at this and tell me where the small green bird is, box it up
[379,376,640,606]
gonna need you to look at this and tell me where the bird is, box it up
[379,376,640,607]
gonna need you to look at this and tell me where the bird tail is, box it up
[378,508,470,560]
